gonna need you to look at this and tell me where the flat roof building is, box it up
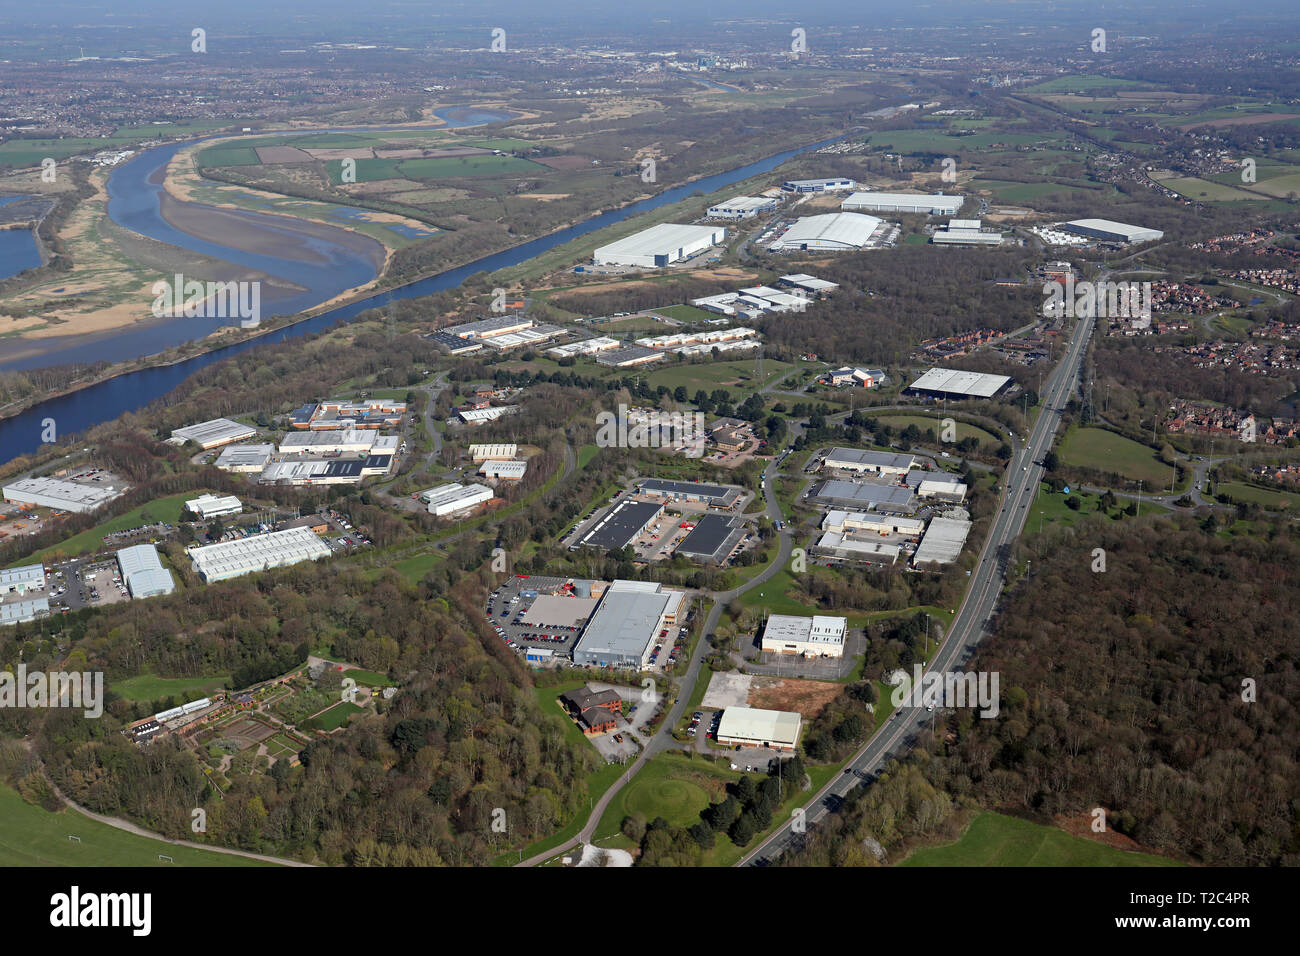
[572,580,678,669]
[913,516,973,567]
[768,213,883,252]
[479,460,528,480]
[761,614,847,658]
[294,399,407,430]
[707,196,780,219]
[841,191,963,215]
[170,418,257,449]
[422,483,494,517]
[822,510,925,537]
[637,479,741,508]
[808,479,915,513]
[456,405,519,425]
[716,706,802,751]
[279,429,375,456]
[469,443,518,461]
[185,493,242,520]
[675,514,745,564]
[213,443,275,473]
[593,223,726,268]
[779,274,839,296]
[580,500,664,552]
[906,471,968,500]
[3,476,122,514]
[0,597,49,626]
[781,178,856,193]
[116,544,175,599]
[188,526,332,582]
[908,368,1013,400]
[1061,218,1163,245]
[441,315,533,340]
[824,448,914,475]
[811,532,901,564]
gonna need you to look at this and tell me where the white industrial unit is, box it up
[1061,218,1164,245]
[213,443,275,473]
[761,614,848,658]
[116,544,176,598]
[479,460,528,480]
[769,213,883,252]
[716,706,803,751]
[781,178,856,193]
[279,429,375,456]
[908,368,1012,399]
[422,483,495,517]
[2,477,122,514]
[188,526,332,582]
[469,443,518,461]
[185,493,243,519]
[707,196,779,219]
[841,191,964,215]
[170,418,258,449]
[0,564,45,595]
[913,517,973,566]
[823,447,915,475]
[593,223,726,268]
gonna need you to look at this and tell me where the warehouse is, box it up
[823,448,914,475]
[456,405,519,425]
[822,510,925,537]
[571,580,678,669]
[716,706,803,751]
[360,454,393,477]
[781,178,856,193]
[811,532,901,564]
[912,516,973,567]
[906,471,968,501]
[187,526,332,582]
[279,428,375,456]
[779,274,839,296]
[907,368,1012,400]
[2,476,122,514]
[808,479,915,513]
[481,324,567,351]
[707,195,779,219]
[595,346,665,368]
[441,315,533,339]
[674,514,746,564]
[169,418,257,449]
[548,336,620,358]
[592,223,726,268]
[469,443,517,461]
[422,483,495,517]
[638,478,741,508]
[0,597,49,626]
[1060,218,1163,245]
[116,544,176,599]
[431,332,482,354]
[0,564,44,595]
[479,459,528,480]
[579,499,664,552]
[932,220,1004,246]
[258,460,366,485]
[185,493,243,520]
[213,443,275,473]
[768,213,883,252]
[294,399,407,430]
[761,614,847,658]
[841,191,963,215]
[735,286,808,311]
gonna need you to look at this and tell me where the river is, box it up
[0,127,845,465]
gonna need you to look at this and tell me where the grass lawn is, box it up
[1213,480,1297,510]
[653,304,719,323]
[871,413,1003,447]
[1059,427,1173,487]
[0,786,271,866]
[645,359,794,399]
[899,811,1181,867]
[340,668,395,687]
[1027,482,1147,531]
[577,444,601,469]
[19,491,200,564]
[593,752,725,838]
[111,673,231,703]
[736,569,821,615]
[301,700,363,731]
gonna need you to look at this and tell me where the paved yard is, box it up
[701,671,753,710]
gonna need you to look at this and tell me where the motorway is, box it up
[738,311,1096,866]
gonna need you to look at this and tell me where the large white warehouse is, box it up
[768,213,882,252]
[707,196,779,219]
[842,192,964,215]
[1060,218,1164,245]
[421,483,495,517]
[2,476,122,514]
[187,526,332,582]
[116,544,176,599]
[593,223,726,268]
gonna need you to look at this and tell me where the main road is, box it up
[739,311,1096,866]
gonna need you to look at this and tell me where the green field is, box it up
[1213,480,1297,510]
[1159,176,1266,202]
[652,304,719,323]
[197,146,261,167]
[900,811,1181,867]
[594,753,722,837]
[18,491,201,564]
[301,700,363,731]
[340,668,395,687]
[644,359,794,399]
[1059,427,1173,487]
[871,414,1002,447]
[112,673,231,703]
[0,786,270,867]
[868,129,1062,152]
[1025,76,1158,93]
[973,179,1104,203]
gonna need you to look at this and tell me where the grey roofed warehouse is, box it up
[637,478,740,507]
[571,581,676,669]
[579,499,663,551]
[808,479,916,512]
[674,514,745,564]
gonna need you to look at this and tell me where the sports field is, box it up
[900,811,1181,867]
[0,786,270,867]
[1059,427,1173,487]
